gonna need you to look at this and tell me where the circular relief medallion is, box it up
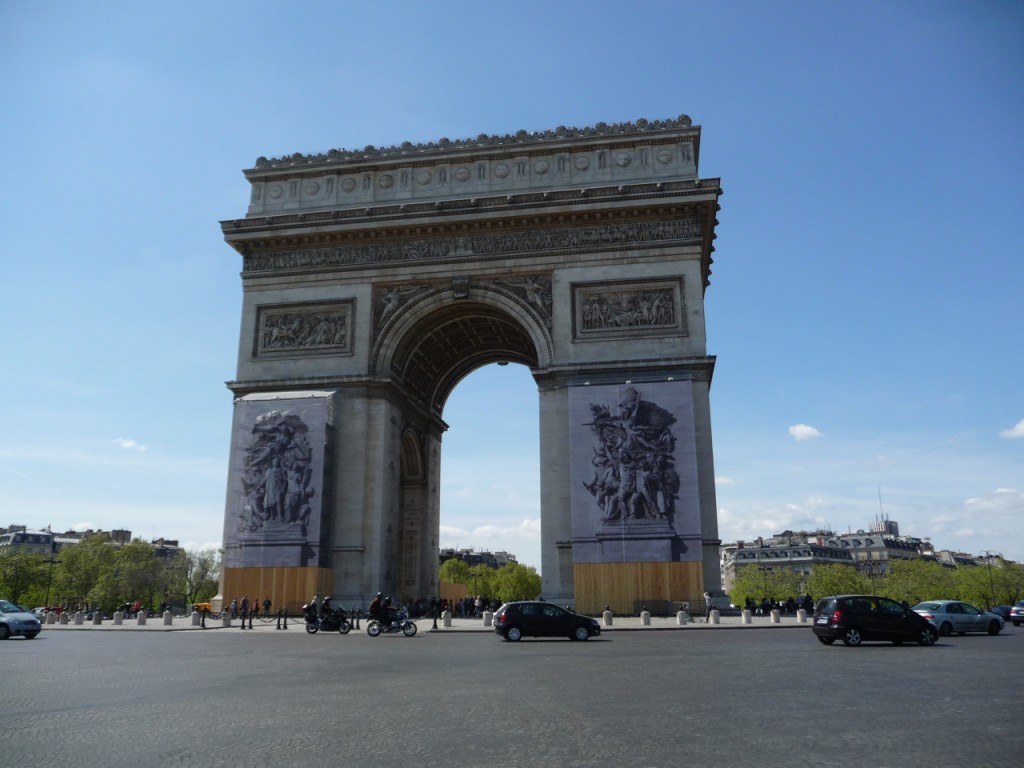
[378,174,395,189]
[493,163,510,179]
[454,167,471,182]
[656,149,674,165]
[305,181,321,196]
[416,170,432,186]
[268,184,283,199]
[341,177,357,192]
[534,159,550,175]
[615,152,632,168]
[574,155,591,171]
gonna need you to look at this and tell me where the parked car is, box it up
[493,600,601,641]
[812,595,937,647]
[990,605,1012,622]
[911,600,1003,636]
[0,599,43,640]
[1009,600,1024,627]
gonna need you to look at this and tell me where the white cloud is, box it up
[999,419,1024,439]
[788,424,823,441]
[114,438,147,452]
[715,476,736,486]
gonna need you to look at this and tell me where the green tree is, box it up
[877,559,956,605]
[805,563,872,601]
[52,533,116,610]
[0,551,48,604]
[467,564,496,600]
[438,557,470,586]
[730,565,804,607]
[114,541,163,612]
[182,548,220,606]
[491,562,541,603]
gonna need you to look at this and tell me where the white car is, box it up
[0,599,43,640]
[912,600,1003,637]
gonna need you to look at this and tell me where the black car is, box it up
[812,595,937,647]
[493,601,601,641]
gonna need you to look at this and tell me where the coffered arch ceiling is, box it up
[389,301,539,414]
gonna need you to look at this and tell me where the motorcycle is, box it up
[366,607,417,637]
[303,598,351,635]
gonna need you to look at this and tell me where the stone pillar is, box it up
[46,612,57,624]
[223,615,232,627]
[74,611,84,625]
[59,612,69,625]
[442,610,451,628]
[113,611,123,625]
[676,610,689,625]
[770,609,781,624]
[741,609,752,624]
[92,612,102,625]
[796,609,807,624]
[137,611,147,626]
[709,609,720,625]
[191,611,202,626]
[602,610,614,626]
[641,610,651,626]
[163,610,173,626]
[482,611,493,627]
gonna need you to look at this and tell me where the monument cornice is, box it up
[222,177,720,243]
[248,115,698,172]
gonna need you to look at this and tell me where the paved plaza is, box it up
[6,615,1022,767]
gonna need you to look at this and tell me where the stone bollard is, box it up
[222,614,232,627]
[741,609,752,625]
[439,610,450,628]
[710,609,721,625]
[191,611,202,627]
[482,610,493,627]
[163,610,173,626]
[59,612,69,625]
[92,612,102,625]
[137,611,147,626]
[74,611,84,625]
[47,612,57,624]
[113,611,123,625]
[641,610,651,626]
[676,610,689,625]
[770,609,781,624]
[602,610,614,627]
[796,609,807,624]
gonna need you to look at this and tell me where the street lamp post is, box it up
[981,551,998,609]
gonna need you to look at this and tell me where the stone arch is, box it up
[219,116,724,616]
[373,285,551,414]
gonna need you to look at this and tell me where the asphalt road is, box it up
[5,626,1022,767]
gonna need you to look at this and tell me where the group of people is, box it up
[227,595,273,619]
[741,594,815,615]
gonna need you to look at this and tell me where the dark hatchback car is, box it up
[812,595,937,647]
[493,601,601,642]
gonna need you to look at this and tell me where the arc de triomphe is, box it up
[217,115,724,614]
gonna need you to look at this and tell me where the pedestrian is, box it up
[704,590,714,621]
[263,596,272,618]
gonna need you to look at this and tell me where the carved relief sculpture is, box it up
[256,302,353,357]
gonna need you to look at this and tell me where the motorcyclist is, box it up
[368,592,383,622]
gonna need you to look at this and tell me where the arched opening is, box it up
[438,362,542,571]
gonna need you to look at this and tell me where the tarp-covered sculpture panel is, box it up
[222,393,331,568]
[569,381,701,563]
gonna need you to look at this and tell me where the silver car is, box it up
[0,599,43,640]
[911,600,1004,637]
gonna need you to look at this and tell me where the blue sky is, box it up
[2,1,1021,571]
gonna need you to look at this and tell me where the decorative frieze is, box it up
[573,278,686,341]
[244,218,702,274]
[254,301,354,359]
